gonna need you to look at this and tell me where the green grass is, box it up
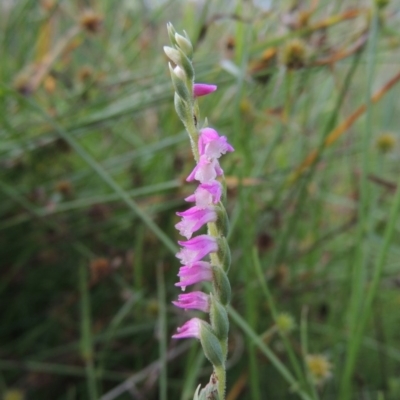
[1,0,400,399]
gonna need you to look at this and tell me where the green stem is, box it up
[184,98,199,162]
[219,337,228,362]
[340,10,379,399]
[215,365,226,400]
[300,308,320,400]
[79,263,98,400]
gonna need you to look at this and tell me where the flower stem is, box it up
[215,365,226,400]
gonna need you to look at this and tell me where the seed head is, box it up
[306,354,333,385]
[13,72,32,95]
[55,180,73,196]
[78,66,94,82]
[80,9,103,33]
[281,39,308,70]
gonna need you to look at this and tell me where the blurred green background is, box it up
[1,0,400,399]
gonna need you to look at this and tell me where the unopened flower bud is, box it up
[174,92,190,124]
[174,65,186,81]
[164,46,181,65]
[178,48,195,81]
[167,22,177,46]
[165,44,194,81]
[175,32,193,58]
[169,63,191,103]
[193,83,217,97]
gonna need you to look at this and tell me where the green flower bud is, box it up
[164,46,194,82]
[178,48,194,82]
[163,46,181,65]
[173,65,186,80]
[169,63,191,103]
[200,323,224,367]
[212,265,231,306]
[167,22,177,46]
[174,92,190,124]
[175,32,193,58]
[210,294,229,340]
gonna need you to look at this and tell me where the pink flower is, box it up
[172,291,210,312]
[175,261,213,290]
[176,234,218,265]
[193,83,217,97]
[186,155,223,183]
[185,180,223,208]
[198,128,234,159]
[175,206,217,239]
[172,317,202,339]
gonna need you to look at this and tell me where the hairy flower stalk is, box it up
[164,23,233,400]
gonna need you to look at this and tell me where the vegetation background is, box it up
[1,0,400,399]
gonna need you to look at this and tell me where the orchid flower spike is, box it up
[166,23,234,400]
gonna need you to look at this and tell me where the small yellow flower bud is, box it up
[276,313,296,334]
[167,22,177,46]
[376,133,396,153]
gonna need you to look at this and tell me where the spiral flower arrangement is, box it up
[164,23,234,400]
